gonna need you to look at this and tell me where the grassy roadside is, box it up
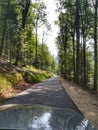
[22,65,54,83]
[0,63,54,104]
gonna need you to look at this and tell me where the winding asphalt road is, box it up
[0,76,79,111]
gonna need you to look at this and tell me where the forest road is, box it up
[0,76,79,111]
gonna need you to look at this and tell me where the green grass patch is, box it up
[0,74,12,93]
[5,73,23,86]
[23,69,54,84]
[22,65,54,83]
[0,73,22,94]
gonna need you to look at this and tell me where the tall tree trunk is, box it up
[83,32,87,88]
[64,26,68,78]
[9,37,12,64]
[93,0,98,91]
[22,0,31,29]
[81,0,88,88]
[75,0,80,84]
[14,42,21,66]
[14,29,23,66]
[71,27,76,82]
[80,43,83,86]
[0,0,10,57]
[35,25,38,68]
[41,29,45,70]
[0,27,6,56]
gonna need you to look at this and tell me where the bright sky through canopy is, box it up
[32,0,59,56]
[43,0,58,56]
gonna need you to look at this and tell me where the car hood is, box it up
[0,104,96,130]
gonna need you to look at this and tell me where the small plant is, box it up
[0,74,12,93]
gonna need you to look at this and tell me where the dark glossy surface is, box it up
[0,105,96,130]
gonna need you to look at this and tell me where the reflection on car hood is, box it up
[0,105,96,130]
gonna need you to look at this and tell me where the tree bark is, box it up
[0,0,10,57]
[35,23,38,68]
[75,0,80,84]
[93,0,98,91]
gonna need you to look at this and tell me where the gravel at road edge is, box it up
[60,77,98,129]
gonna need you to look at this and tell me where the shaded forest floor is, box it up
[60,77,98,129]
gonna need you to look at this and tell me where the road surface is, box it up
[0,76,79,111]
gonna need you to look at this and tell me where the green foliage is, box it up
[0,74,12,93]
[0,0,55,73]
[0,72,22,94]
[5,73,23,86]
[0,65,54,97]
[23,66,54,83]
[56,0,97,90]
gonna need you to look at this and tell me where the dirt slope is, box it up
[60,77,98,129]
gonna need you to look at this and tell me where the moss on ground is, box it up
[23,69,54,83]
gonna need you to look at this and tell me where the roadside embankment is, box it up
[0,61,54,104]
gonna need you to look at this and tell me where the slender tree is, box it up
[0,0,10,57]
[75,0,80,84]
[93,0,98,91]
[33,0,47,68]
